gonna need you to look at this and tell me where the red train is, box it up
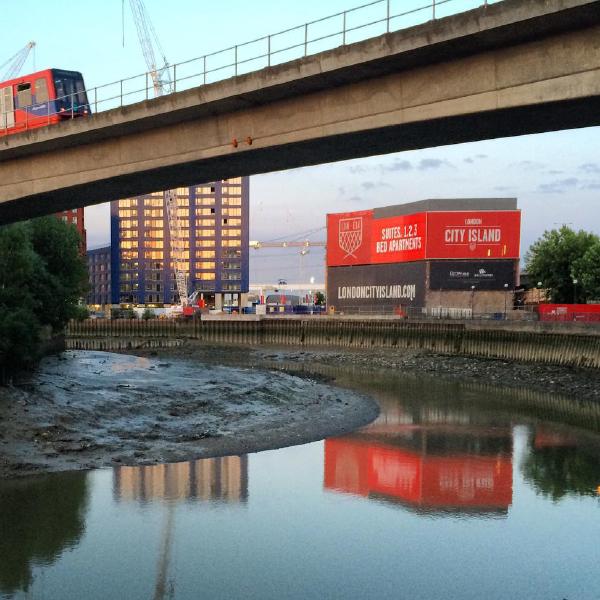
[0,68,90,136]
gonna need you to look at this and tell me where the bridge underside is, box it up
[0,0,599,223]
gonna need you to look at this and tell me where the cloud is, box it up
[494,186,516,192]
[581,182,600,190]
[361,181,392,190]
[350,159,413,174]
[510,160,546,170]
[546,170,564,175]
[464,154,487,164]
[537,178,579,194]
[382,160,412,172]
[579,163,600,174]
[347,195,363,203]
[417,158,453,171]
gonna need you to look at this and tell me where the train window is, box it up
[17,83,32,107]
[54,75,88,105]
[35,78,49,103]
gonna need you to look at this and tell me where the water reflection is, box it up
[2,365,600,600]
[0,472,89,596]
[522,426,600,501]
[113,456,249,504]
[325,396,513,515]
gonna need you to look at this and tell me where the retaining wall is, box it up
[65,318,600,369]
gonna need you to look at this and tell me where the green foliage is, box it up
[522,445,600,501]
[72,305,90,321]
[573,240,600,302]
[0,217,88,379]
[525,226,598,303]
[0,471,88,594]
[314,291,325,306]
[142,308,155,321]
[29,217,89,329]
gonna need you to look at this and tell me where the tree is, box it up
[29,217,89,330]
[0,217,88,379]
[572,239,600,302]
[314,291,325,306]
[525,226,598,303]
[142,308,155,320]
[0,224,41,377]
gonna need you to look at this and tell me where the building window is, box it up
[222,229,241,237]
[195,250,215,258]
[196,262,215,270]
[118,199,138,208]
[196,208,215,216]
[197,229,215,237]
[222,208,241,217]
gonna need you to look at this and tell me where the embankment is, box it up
[66,317,600,369]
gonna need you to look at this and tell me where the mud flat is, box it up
[0,351,379,479]
[132,341,600,405]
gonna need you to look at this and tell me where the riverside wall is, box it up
[66,317,600,369]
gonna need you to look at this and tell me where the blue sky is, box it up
[2,0,599,283]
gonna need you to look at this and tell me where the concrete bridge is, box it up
[1,0,599,224]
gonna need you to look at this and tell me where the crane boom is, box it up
[126,0,188,305]
[127,0,171,96]
[249,240,326,249]
[1,42,35,81]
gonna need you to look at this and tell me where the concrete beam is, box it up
[0,0,599,223]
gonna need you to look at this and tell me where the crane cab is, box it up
[0,68,90,136]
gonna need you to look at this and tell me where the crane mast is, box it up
[126,0,189,306]
[1,42,35,81]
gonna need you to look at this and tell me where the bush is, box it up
[0,217,88,380]
[142,308,155,321]
[72,305,90,321]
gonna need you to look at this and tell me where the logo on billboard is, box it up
[338,217,363,259]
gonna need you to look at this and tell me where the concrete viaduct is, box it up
[0,0,599,224]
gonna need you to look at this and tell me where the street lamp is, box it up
[537,281,543,305]
[573,278,578,304]
[504,283,509,318]
[470,285,476,318]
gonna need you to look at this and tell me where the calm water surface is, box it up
[1,369,600,600]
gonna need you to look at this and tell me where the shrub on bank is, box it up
[0,217,88,382]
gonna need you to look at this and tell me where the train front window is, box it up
[54,75,88,109]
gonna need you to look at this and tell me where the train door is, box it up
[0,85,15,130]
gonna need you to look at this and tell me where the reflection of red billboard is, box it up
[324,439,512,511]
[326,209,521,266]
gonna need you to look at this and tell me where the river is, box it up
[1,357,599,599]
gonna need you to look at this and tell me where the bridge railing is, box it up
[1,0,501,136]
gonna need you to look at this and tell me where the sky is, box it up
[2,0,599,284]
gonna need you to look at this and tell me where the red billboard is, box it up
[371,212,427,263]
[327,209,521,266]
[426,211,521,259]
[538,304,600,322]
[327,210,373,267]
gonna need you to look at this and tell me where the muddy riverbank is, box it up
[131,341,600,404]
[0,351,379,479]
